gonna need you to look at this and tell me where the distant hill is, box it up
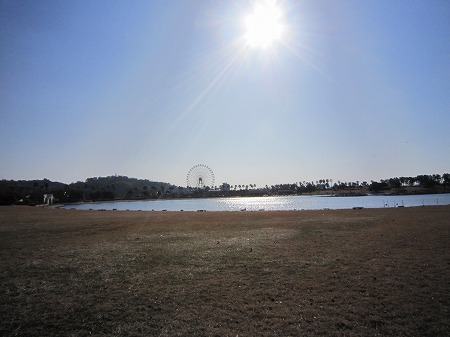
[0,176,176,205]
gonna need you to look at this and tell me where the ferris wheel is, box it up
[186,164,215,189]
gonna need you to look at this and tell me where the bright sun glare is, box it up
[244,0,284,48]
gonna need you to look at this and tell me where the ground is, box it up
[0,206,449,336]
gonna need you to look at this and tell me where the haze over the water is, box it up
[1,0,449,186]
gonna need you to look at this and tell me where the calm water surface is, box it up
[65,193,450,211]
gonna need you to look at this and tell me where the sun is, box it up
[243,0,285,48]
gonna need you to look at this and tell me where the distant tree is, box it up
[416,175,435,188]
[369,181,390,193]
[407,177,416,186]
[432,174,442,185]
[443,173,450,186]
[399,177,407,187]
[305,183,316,193]
[0,190,16,205]
[389,177,401,188]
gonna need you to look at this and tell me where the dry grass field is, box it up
[1,205,449,336]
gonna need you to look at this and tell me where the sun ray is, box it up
[168,41,247,132]
[279,39,336,83]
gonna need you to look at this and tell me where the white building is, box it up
[43,194,54,205]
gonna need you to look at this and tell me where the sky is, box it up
[1,0,449,187]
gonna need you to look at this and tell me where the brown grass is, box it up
[1,205,449,336]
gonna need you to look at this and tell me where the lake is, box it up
[65,193,450,211]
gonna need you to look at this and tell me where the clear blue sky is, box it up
[1,0,449,187]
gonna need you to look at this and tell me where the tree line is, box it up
[244,173,450,196]
[0,173,449,205]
